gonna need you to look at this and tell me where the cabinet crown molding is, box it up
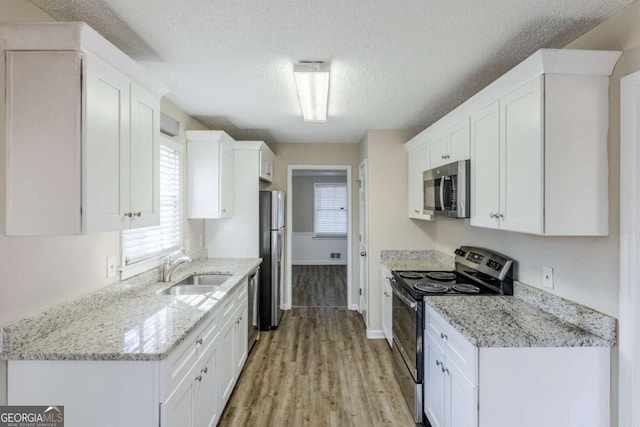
[0,22,169,96]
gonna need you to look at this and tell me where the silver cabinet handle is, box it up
[443,367,449,375]
[201,367,208,374]
[440,332,448,341]
[124,212,133,218]
[489,213,495,219]
[195,375,202,382]
[360,251,367,256]
[414,209,420,213]
[195,338,203,345]
[436,360,442,367]
[497,213,504,219]
[133,212,141,217]
[267,172,272,176]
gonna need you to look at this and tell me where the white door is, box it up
[358,160,368,325]
[499,76,544,234]
[470,101,501,229]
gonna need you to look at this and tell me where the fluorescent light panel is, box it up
[294,62,330,122]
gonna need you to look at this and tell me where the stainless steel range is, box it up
[390,246,515,424]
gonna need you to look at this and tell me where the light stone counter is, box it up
[424,295,614,347]
[380,249,455,271]
[381,249,616,348]
[0,257,261,361]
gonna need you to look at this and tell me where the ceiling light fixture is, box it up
[293,62,330,123]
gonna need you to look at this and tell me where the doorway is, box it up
[285,165,354,310]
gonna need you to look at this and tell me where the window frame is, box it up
[120,135,184,280]
[313,182,348,238]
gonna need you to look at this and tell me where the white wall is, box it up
[291,233,348,265]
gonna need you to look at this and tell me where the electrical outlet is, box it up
[336,253,341,259]
[542,266,554,289]
[184,239,190,252]
[107,256,117,278]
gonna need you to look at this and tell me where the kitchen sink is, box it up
[176,273,233,286]
[159,273,233,295]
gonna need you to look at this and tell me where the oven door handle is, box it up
[391,284,417,310]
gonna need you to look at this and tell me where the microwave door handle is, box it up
[439,177,446,211]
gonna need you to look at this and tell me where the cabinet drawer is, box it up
[163,310,218,399]
[426,308,478,384]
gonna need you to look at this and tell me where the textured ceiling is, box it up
[31,0,633,143]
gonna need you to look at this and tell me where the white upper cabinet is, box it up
[407,48,621,236]
[187,130,235,219]
[1,23,167,235]
[431,118,470,168]
[259,143,275,182]
[406,136,431,220]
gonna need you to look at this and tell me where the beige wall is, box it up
[362,130,436,332]
[265,142,361,306]
[292,175,347,232]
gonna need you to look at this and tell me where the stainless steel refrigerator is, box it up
[258,190,285,330]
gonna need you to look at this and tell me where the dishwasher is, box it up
[248,269,260,353]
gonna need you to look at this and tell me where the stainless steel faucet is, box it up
[163,252,193,282]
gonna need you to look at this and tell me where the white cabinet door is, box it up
[83,54,131,233]
[425,334,446,427]
[448,118,470,162]
[259,144,274,182]
[407,140,430,219]
[194,343,219,427]
[430,133,449,168]
[470,101,500,229]
[218,316,236,406]
[129,82,160,228]
[499,76,544,234]
[380,266,393,347]
[235,300,249,373]
[220,138,235,217]
[448,359,478,427]
[162,375,194,427]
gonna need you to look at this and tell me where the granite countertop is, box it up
[381,248,616,348]
[0,257,261,361]
[424,296,614,347]
[380,249,455,271]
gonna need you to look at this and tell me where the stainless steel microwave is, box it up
[423,159,470,218]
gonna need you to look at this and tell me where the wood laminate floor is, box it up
[219,307,414,427]
[292,265,348,307]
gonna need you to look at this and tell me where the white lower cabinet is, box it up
[423,306,611,427]
[7,281,250,427]
[380,265,393,347]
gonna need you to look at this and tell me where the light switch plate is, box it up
[107,256,117,278]
[542,266,554,289]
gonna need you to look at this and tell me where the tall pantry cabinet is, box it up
[0,23,168,235]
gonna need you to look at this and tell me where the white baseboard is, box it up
[366,329,385,340]
[291,260,348,266]
[348,303,359,311]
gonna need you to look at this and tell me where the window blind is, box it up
[314,183,348,236]
[123,143,181,265]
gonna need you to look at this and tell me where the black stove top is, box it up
[391,246,515,299]
[392,270,501,298]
